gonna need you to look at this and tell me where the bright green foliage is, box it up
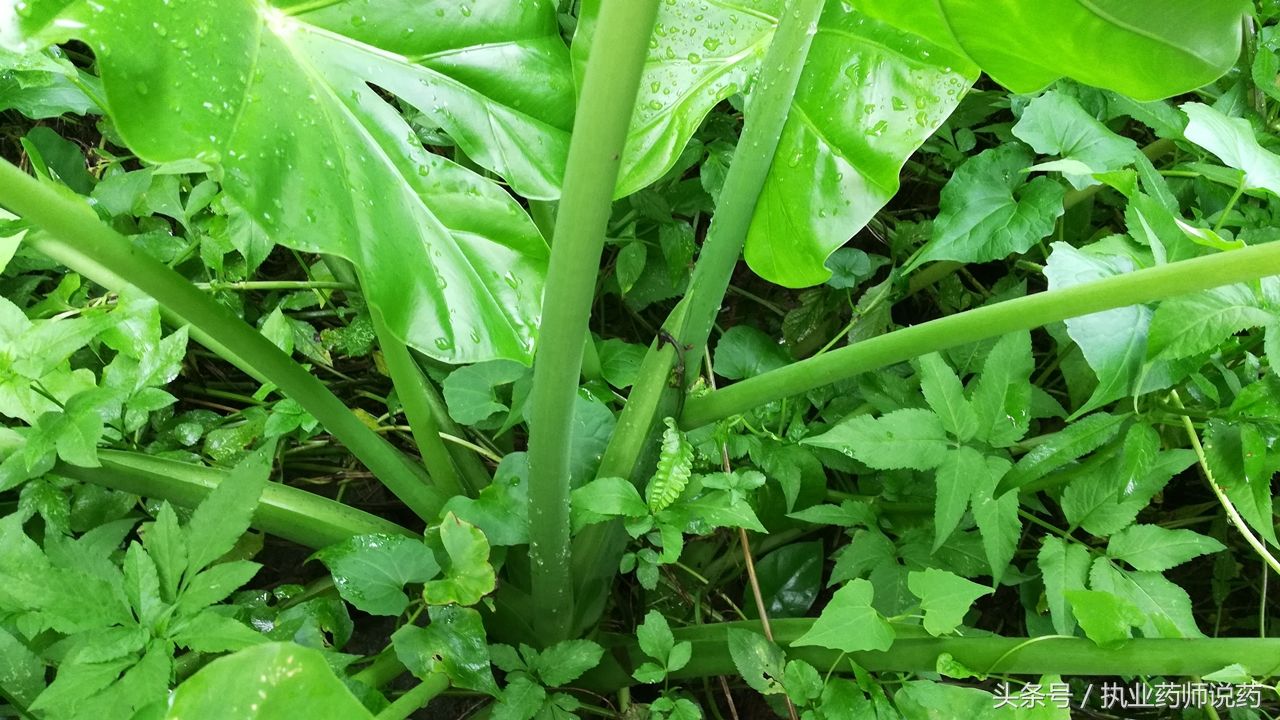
[2,0,565,364]
[1105,525,1226,572]
[803,408,949,471]
[442,360,530,428]
[313,534,440,616]
[1044,242,1160,412]
[1000,412,1125,490]
[907,568,993,637]
[906,145,1065,270]
[421,513,494,606]
[646,418,694,513]
[1037,537,1090,636]
[1205,419,1279,545]
[916,352,978,442]
[635,610,692,684]
[578,0,974,286]
[489,638,604,719]
[793,579,894,653]
[1012,91,1139,190]
[0,447,270,718]
[0,0,1276,716]
[1066,590,1145,647]
[164,642,372,719]
[1147,284,1274,360]
[1183,102,1280,196]
[727,628,785,695]
[394,605,498,695]
[852,0,1248,100]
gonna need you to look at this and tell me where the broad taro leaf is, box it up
[851,0,1248,101]
[1,0,575,364]
[573,0,976,287]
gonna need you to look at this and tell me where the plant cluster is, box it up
[2,1,1280,719]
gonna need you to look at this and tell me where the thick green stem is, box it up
[371,309,469,499]
[524,0,660,644]
[0,160,444,521]
[57,450,412,548]
[373,673,449,720]
[325,254,490,494]
[682,242,1280,428]
[581,621,1280,691]
[572,0,827,636]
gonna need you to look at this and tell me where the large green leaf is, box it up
[1182,102,1280,197]
[906,144,1064,271]
[851,0,1248,101]
[3,0,573,364]
[574,0,975,286]
[1044,242,1163,412]
[164,642,373,719]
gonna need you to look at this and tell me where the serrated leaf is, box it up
[1065,590,1144,648]
[533,639,603,687]
[177,560,262,614]
[1000,413,1124,493]
[493,675,546,720]
[392,605,498,696]
[727,628,785,696]
[422,513,495,606]
[906,145,1065,271]
[1037,537,1090,636]
[1147,284,1271,361]
[0,625,44,707]
[636,610,675,666]
[142,506,184,606]
[907,568,992,636]
[1105,525,1225,572]
[969,456,1017,583]
[170,610,266,653]
[793,579,894,653]
[787,499,874,528]
[916,352,978,441]
[1203,663,1253,684]
[1204,420,1279,546]
[971,331,1034,447]
[313,534,440,617]
[1089,558,1202,638]
[803,408,948,471]
[1044,242,1161,412]
[123,542,164,627]
[185,445,270,575]
[932,447,986,551]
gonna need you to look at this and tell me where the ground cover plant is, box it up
[3,0,1280,718]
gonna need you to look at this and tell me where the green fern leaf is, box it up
[646,418,694,513]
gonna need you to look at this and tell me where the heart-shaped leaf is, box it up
[3,0,574,364]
